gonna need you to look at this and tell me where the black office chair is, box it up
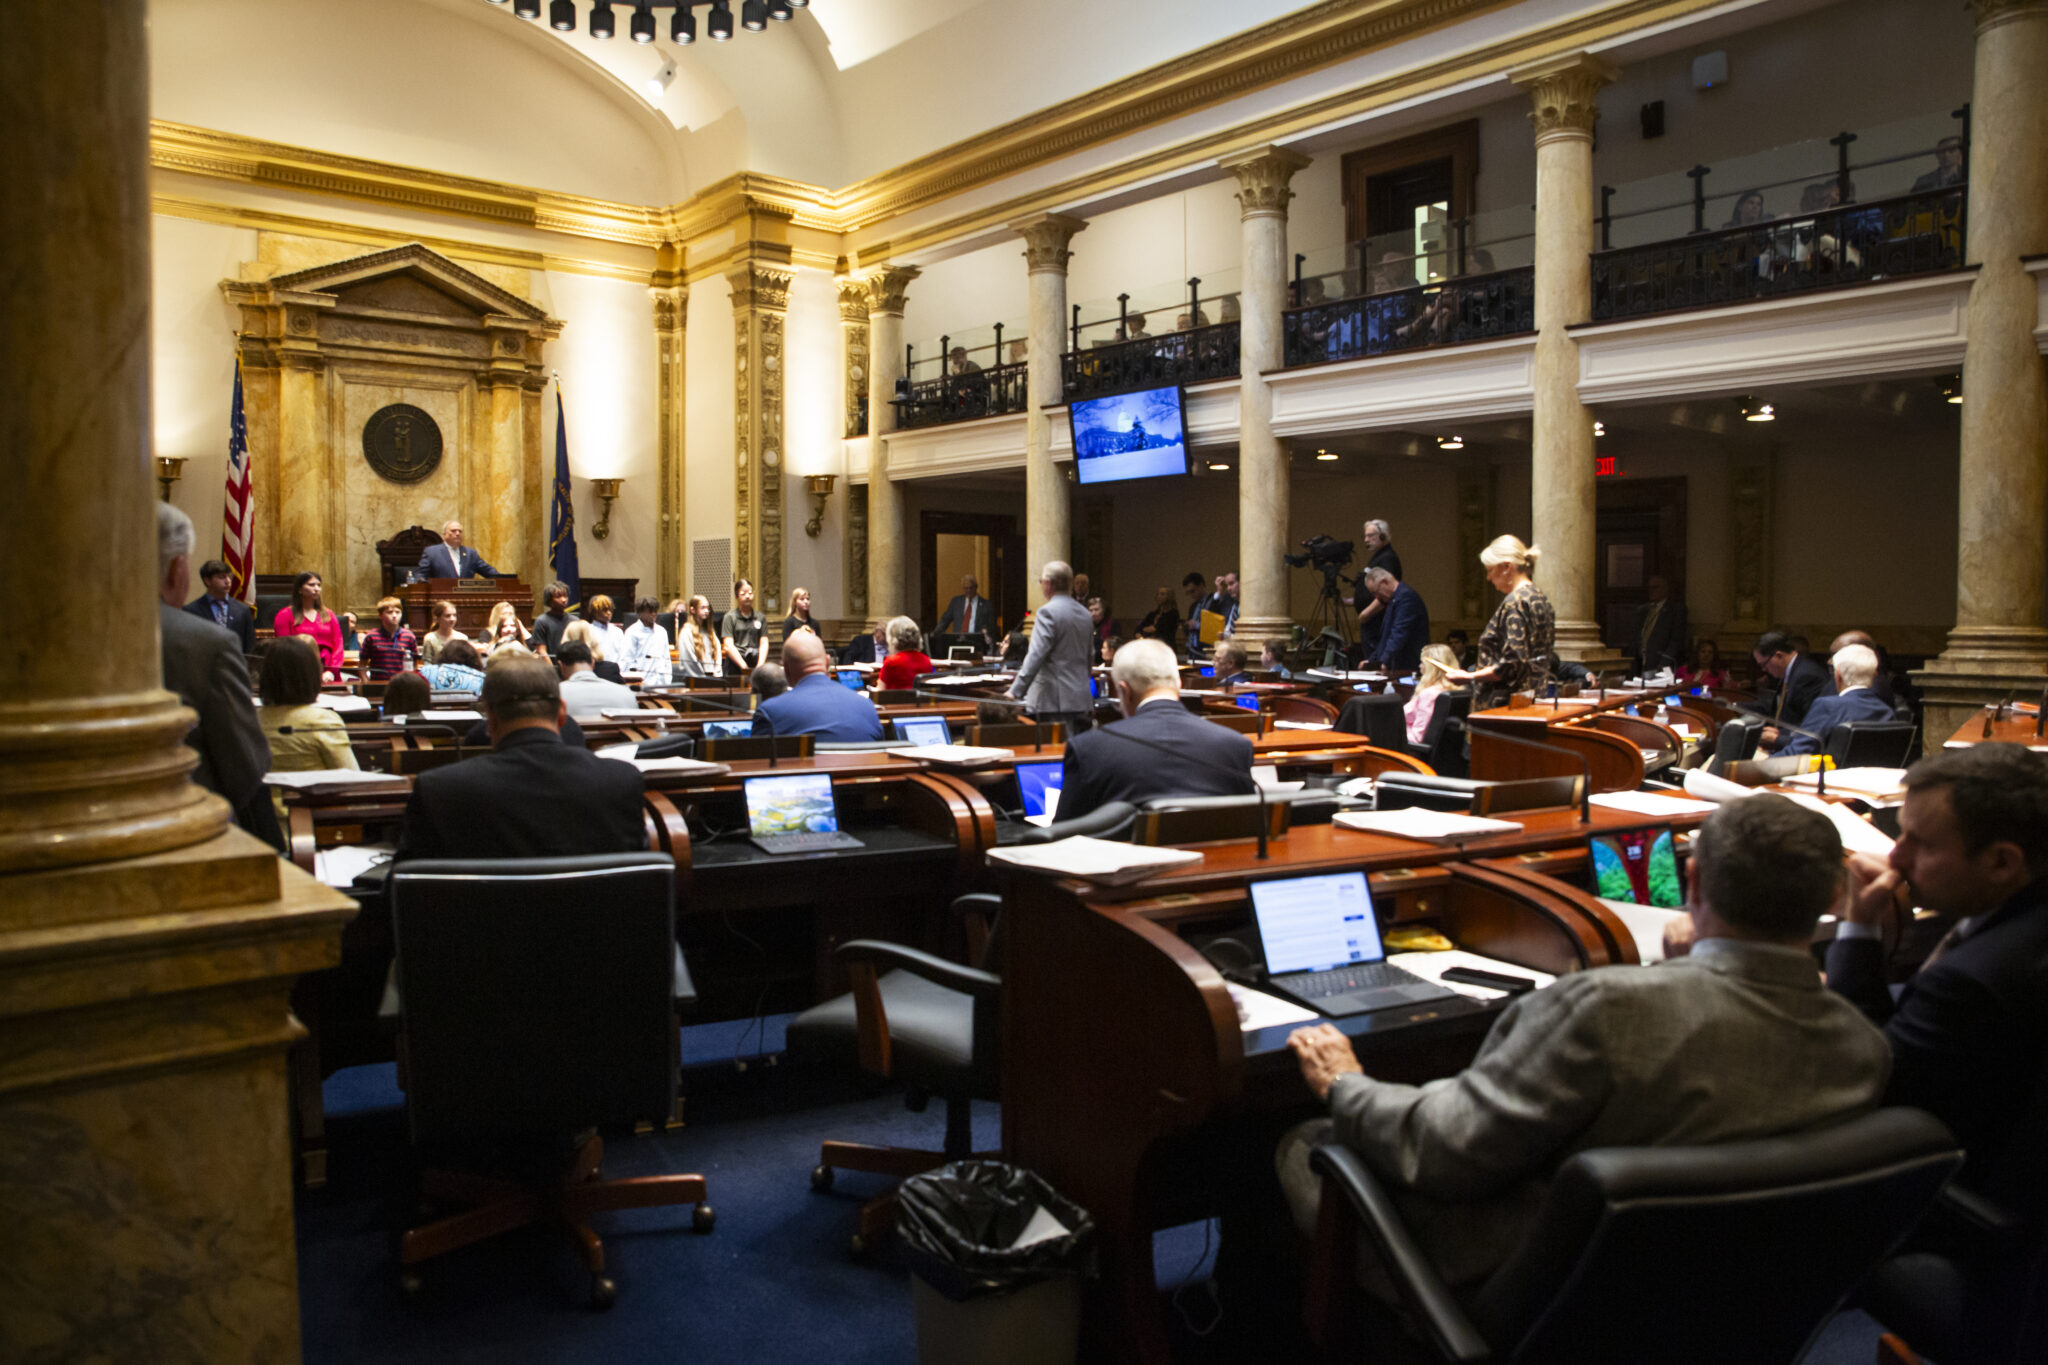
[1306,1107,1961,1363]
[1133,793,1292,846]
[1336,692,1409,751]
[787,893,1003,1253]
[1706,712,1766,776]
[389,855,714,1308]
[1410,691,1474,777]
[1015,799,1139,845]
[1825,720,1916,769]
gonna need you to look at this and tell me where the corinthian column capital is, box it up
[862,264,921,317]
[726,262,793,313]
[836,278,871,324]
[1219,145,1313,219]
[649,284,687,334]
[1011,212,1089,274]
[1510,52,1621,145]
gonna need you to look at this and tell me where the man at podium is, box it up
[416,518,499,579]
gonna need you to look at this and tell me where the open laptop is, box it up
[948,644,978,662]
[1014,759,1063,827]
[744,773,865,855]
[836,669,864,691]
[894,716,951,747]
[1249,871,1459,1017]
[702,718,754,740]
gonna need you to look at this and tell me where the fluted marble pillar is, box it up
[1511,53,1622,665]
[1221,146,1313,649]
[1919,0,2048,735]
[865,265,920,628]
[729,260,794,613]
[651,280,688,606]
[1,2,354,1357]
[839,281,873,624]
[1013,214,1088,579]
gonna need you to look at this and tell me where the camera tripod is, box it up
[1304,566,1355,662]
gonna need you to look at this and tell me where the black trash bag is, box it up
[897,1160,1098,1302]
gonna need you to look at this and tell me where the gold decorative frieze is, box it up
[1509,52,1620,144]
[1012,213,1089,274]
[1220,145,1314,218]
[727,262,794,313]
[863,265,921,319]
[651,284,688,605]
[837,278,872,325]
[839,282,870,441]
[729,261,793,610]
[846,483,870,621]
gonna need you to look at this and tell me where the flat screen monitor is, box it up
[894,716,951,747]
[1249,872,1384,974]
[1235,693,1261,712]
[743,773,840,837]
[1014,760,1063,820]
[702,719,753,739]
[1590,828,1682,908]
[836,669,863,691]
[1069,385,1191,486]
[1198,664,1216,679]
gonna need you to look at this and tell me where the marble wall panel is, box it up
[337,375,467,611]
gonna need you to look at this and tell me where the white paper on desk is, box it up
[605,754,727,775]
[417,709,483,723]
[1783,793,1896,857]
[262,769,407,790]
[1336,776,1377,799]
[602,708,680,720]
[316,843,395,888]
[1592,791,1718,818]
[1389,950,1555,1001]
[1779,767,1909,801]
[312,692,374,714]
[1227,983,1318,1032]
[987,836,1201,885]
[1271,719,1334,731]
[1251,765,1306,793]
[892,744,1014,766]
[1333,809,1522,842]
[1683,768,1757,804]
[1598,899,1687,964]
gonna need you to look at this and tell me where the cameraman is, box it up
[1354,519,1403,658]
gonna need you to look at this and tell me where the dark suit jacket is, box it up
[395,726,644,861]
[1057,697,1257,821]
[1631,597,1688,671]
[159,602,270,807]
[1777,686,1897,756]
[416,542,499,579]
[185,593,256,654]
[1747,652,1833,728]
[750,673,884,742]
[461,713,588,749]
[1826,880,2048,1224]
[936,594,994,639]
[1369,583,1430,674]
[839,634,884,665]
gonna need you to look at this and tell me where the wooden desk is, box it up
[1943,706,2045,749]
[402,576,529,633]
[998,803,1710,1363]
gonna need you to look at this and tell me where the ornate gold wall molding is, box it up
[729,261,794,611]
[651,284,688,606]
[1509,51,1620,144]
[845,482,869,623]
[838,280,870,440]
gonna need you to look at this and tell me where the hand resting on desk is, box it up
[1287,1022,1364,1101]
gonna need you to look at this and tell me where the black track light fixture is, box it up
[630,3,656,41]
[671,6,696,41]
[498,1,798,44]
[588,2,615,38]
[741,0,767,31]
[766,0,792,19]
[707,0,734,40]
[550,0,576,28]
[513,0,542,18]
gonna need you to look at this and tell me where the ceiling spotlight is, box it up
[588,2,616,38]
[1315,449,1338,461]
[708,0,734,39]
[1593,420,1606,436]
[1437,435,1464,450]
[1207,462,1232,472]
[549,0,575,28]
[1741,397,1775,423]
[630,3,656,41]
[766,0,794,17]
[741,0,768,29]
[1943,377,1963,405]
[786,0,807,7]
[645,56,676,95]
[671,5,695,41]
[514,0,542,18]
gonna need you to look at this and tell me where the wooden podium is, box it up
[402,578,529,633]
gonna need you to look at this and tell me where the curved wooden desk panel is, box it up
[641,791,693,886]
[1471,721,1645,792]
[1323,745,1434,778]
[1585,712,1684,774]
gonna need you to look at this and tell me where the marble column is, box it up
[729,260,794,614]
[1,2,355,1357]
[1012,213,1087,580]
[482,372,531,587]
[865,265,920,628]
[1221,147,1313,649]
[651,280,688,607]
[1511,52,1623,665]
[1918,0,2048,737]
[839,281,873,623]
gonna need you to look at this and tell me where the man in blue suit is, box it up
[1057,640,1256,821]
[1777,643,1896,756]
[184,558,256,654]
[415,518,500,579]
[1362,567,1429,675]
[750,632,884,742]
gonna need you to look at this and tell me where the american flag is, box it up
[220,358,253,601]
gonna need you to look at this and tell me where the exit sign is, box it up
[1594,454,1622,477]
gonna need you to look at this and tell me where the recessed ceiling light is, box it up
[1593,420,1606,437]
[1437,435,1463,450]
[1741,398,1775,423]
[1315,449,1338,461]
[1207,462,1231,472]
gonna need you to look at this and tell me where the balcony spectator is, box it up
[1119,312,1150,341]
[1724,189,1768,227]
[1911,136,1965,191]
[947,346,981,376]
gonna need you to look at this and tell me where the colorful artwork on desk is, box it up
[744,773,841,837]
[1591,828,1682,908]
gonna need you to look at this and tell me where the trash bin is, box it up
[897,1160,1097,1365]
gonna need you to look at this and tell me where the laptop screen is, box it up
[1014,760,1063,819]
[1234,693,1260,712]
[702,718,753,739]
[744,773,840,838]
[895,716,951,747]
[948,645,977,662]
[1589,827,1682,908]
[1249,872,1384,975]
[836,669,864,690]
[1199,664,1216,678]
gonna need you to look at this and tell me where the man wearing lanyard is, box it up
[184,558,255,654]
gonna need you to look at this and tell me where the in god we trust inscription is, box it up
[362,403,443,483]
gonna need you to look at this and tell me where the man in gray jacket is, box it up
[1008,559,1096,735]
[1280,794,1889,1291]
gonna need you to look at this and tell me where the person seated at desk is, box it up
[1676,639,1730,691]
[358,596,419,681]
[381,670,430,719]
[1055,639,1256,821]
[554,641,636,721]
[1775,644,1896,756]
[185,557,255,654]
[879,616,934,692]
[1278,794,1889,1295]
[414,518,498,580]
[418,599,463,666]
[559,619,623,683]
[1259,640,1293,682]
[750,632,884,742]
[1746,628,1835,749]
[272,571,345,682]
[618,596,672,685]
[397,655,644,861]
[256,634,357,824]
[1443,628,1476,671]
[1404,644,1459,745]
[751,661,788,703]
[420,636,486,696]
[1360,567,1428,675]
[1136,585,1181,650]
[1213,640,1252,689]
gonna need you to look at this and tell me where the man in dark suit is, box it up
[1057,639,1256,821]
[1361,567,1428,675]
[935,574,994,643]
[1828,629,1903,708]
[1830,743,2048,1349]
[1746,629,1833,749]
[1354,518,1402,658]
[751,632,884,742]
[414,518,500,580]
[1777,644,1898,756]
[1631,575,1687,673]
[396,654,644,861]
[184,558,256,654]
[839,621,887,666]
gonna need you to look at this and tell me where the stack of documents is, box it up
[261,769,407,792]
[597,752,727,776]
[1389,950,1555,1001]
[1271,719,1333,731]
[416,709,483,724]
[890,744,1016,768]
[311,692,374,715]
[1590,791,1718,818]
[602,708,681,721]
[1227,984,1318,1033]
[315,843,395,889]
[987,836,1201,885]
[1333,809,1523,842]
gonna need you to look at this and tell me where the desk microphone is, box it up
[1983,688,2015,740]
[910,683,1059,751]
[2036,684,2047,740]
[395,720,465,759]
[1465,719,1593,824]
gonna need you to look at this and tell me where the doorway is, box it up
[918,510,1025,636]
[1342,121,1479,287]
[1595,477,1688,653]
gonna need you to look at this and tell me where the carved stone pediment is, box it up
[267,243,551,322]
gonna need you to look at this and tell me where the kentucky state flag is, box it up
[549,385,580,610]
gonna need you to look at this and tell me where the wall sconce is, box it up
[590,477,623,539]
[804,474,836,537]
[155,456,188,502]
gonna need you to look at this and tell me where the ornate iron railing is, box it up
[1061,321,1241,402]
[894,362,1029,429]
[1281,265,1536,367]
[1591,186,1965,321]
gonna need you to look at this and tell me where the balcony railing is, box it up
[1590,186,1966,321]
[1282,265,1535,367]
[894,362,1029,429]
[1061,321,1241,402]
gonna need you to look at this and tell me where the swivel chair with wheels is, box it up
[1409,691,1474,777]
[1825,720,1917,769]
[1706,712,1766,776]
[389,854,714,1308]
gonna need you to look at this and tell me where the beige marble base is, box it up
[1552,619,1628,670]
[1915,625,2048,742]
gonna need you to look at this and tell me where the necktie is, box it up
[214,600,227,626]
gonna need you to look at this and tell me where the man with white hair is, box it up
[1361,566,1429,675]
[1009,559,1096,735]
[1054,639,1257,821]
[415,518,500,580]
[1775,642,1897,756]
[1354,518,1402,654]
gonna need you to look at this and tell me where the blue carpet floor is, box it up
[295,1014,1890,1364]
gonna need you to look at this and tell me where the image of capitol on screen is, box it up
[1070,385,1190,485]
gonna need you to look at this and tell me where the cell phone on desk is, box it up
[1441,965,1538,994]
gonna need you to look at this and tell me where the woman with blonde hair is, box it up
[782,585,817,640]
[677,595,723,679]
[478,600,531,654]
[1448,535,1554,705]
[419,599,464,665]
[1405,643,1462,745]
[562,618,625,682]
